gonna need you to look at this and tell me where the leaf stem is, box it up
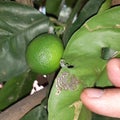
[49,17,65,27]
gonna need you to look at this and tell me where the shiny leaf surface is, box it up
[0,1,49,82]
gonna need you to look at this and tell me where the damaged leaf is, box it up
[48,6,120,120]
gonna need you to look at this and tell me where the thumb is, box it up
[81,88,120,118]
[107,58,120,87]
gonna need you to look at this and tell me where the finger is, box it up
[107,58,120,87]
[81,88,120,118]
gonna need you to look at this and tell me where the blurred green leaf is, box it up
[0,1,49,82]
[98,0,112,14]
[46,0,62,17]
[63,0,106,45]
[65,0,76,7]
[48,6,120,120]
[0,71,37,110]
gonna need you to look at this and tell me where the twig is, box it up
[16,0,33,7]
[112,0,120,6]
[0,86,47,120]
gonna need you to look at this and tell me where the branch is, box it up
[16,0,33,7]
[112,0,120,6]
[0,86,47,120]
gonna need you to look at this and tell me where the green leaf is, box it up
[63,0,105,45]
[0,1,49,82]
[65,0,76,7]
[0,71,37,110]
[48,6,120,120]
[63,6,120,87]
[46,0,62,17]
[77,105,91,120]
[48,68,90,120]
[98,0,112,14]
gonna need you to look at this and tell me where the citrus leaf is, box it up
[98,0,112,14]
[63,0,105,45]
[0,71,37,110]
[0,1,49,82]
[46,0,62,17]
[48,68,85,120]
[65,0,76,7]
[48,67,92,120]
[63,6,120,87]
[48,6,120,120]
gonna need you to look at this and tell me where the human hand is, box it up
[81,58,120,118]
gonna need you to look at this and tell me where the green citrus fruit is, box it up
[26,34,64,75]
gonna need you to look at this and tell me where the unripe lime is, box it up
[26,34,64,75]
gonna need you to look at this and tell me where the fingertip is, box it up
[81,88,104,99]
[81,88,120,118]
[80,88,104,111]
[107,58,120,87]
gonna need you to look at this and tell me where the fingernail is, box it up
[84,88,104,98]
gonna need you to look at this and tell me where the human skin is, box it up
[81,58,120,118]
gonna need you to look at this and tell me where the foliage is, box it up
[0,1,49,82]
[48,5,120,120]
[0,0,120,120]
